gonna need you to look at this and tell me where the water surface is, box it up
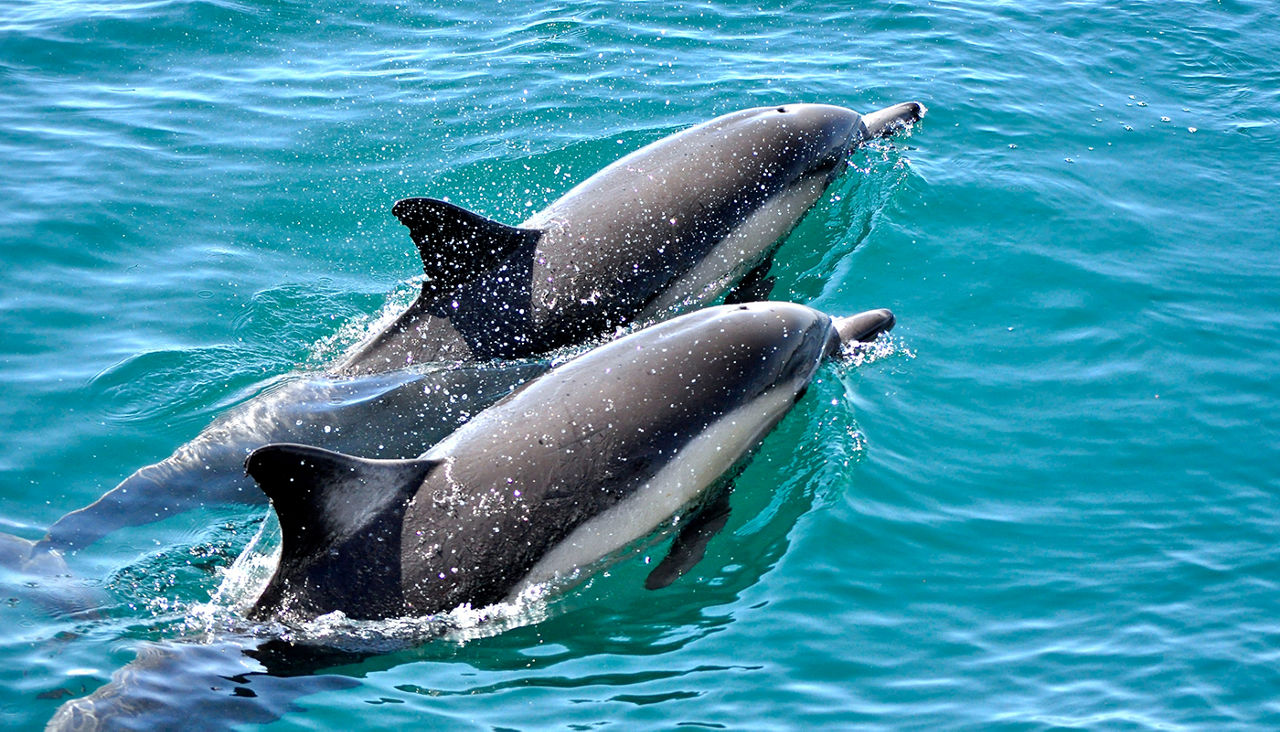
[2,0,1278,728]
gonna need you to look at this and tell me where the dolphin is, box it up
[27,101,923,559]
[246,301,897,621]
[44,301,898,729]
[339,102,924,371]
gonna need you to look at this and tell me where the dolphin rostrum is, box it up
[246,301,897,621]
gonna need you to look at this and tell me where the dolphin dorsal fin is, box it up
[392,198,541,299]
[247,443,437,553]
[245,444,439,619]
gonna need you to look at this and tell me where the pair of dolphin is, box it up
[30,100,922,564]
[45,100,924,728]
[242,102,921,621]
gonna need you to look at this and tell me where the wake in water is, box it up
[45,519,567,731]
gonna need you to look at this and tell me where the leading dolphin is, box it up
[246,301,897,621]
[29,100,923,559]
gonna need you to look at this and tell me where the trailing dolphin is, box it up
[246,302,897,621]
[26,100,923,560]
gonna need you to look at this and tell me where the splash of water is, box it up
[839,332,916,368]
[185,510,560,652]
[303,278,422,368]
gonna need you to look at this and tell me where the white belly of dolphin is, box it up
[639,174,831,317]
[511,385,801,597]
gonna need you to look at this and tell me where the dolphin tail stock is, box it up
[858,101,927,141]
[0,532,109,615]
[1,531,72,580]
[39,452,245,555]
[244,443,439,620]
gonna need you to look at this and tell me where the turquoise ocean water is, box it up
[2,0,1278,728]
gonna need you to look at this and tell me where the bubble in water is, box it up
[839,332,915,368]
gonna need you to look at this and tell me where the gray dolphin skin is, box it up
[246,301,896,621]
[28,100,922,557]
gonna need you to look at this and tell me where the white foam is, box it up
[839,332,915,368]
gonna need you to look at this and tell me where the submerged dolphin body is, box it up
[31,101,923,558]
[247,302,897,621]
[38,362,548,556]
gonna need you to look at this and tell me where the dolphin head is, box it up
[768,103,868,180]
[712,102,926,187]
[654,301,895,407]
[694,104,865,189]
[695,301,840,396]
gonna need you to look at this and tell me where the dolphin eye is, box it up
[776,107,786,113]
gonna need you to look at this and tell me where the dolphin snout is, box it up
[831,308,896,350]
